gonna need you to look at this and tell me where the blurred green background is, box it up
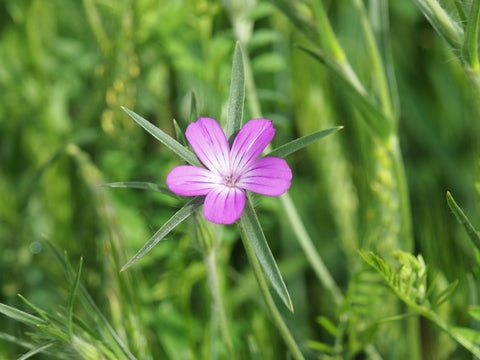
[1,0,479,359]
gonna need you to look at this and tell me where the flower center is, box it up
[222,174,237,188]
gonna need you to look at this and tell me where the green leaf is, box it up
[121,196,204,271]
[0,303,45,327]
[307,340,334,354]
[432,279,458,308]
[464,0,480,70]
[189,89,199,124]
[172,119,188,146]
[266,126,343,158]
[469,306,480,322]
[270,0,320,43]
[18,342,56,360]
[446,191,480,250]
[251,53,286,73]
[102,182,179,199]
[17,294,50,323]
[454,0,468,26]
[0,331,37,349]
[45,242,137,360]
[296,45,392,139]
[316,316,338,337]
[449,327,480,357]
[239,199,293,311]
[121,107,202,167]
[226,41,245,141]
[67,257,83,339]
[413,0,464,50]
[36,324,69,342]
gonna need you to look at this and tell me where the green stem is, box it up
[353,0,394,122]
[239,222,305,360]
[238,18,344,310]
[413,0,464,49]
[465,0,480,71]
[388,136,413,251]
[279,194,343,307]
[204,249,235,359]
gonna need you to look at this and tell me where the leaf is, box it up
[251,53,286,73]
[102,182,179,199]
[18,342,56,360]
[307,340,334,354]
[67,257,83,339]
[239,199,293,311]
[189,89,199,124]
[316,316,338,337]
[266,126,343,158]
[464,0,480,69]
[45,242,138,360]
[413,0,464,50]
[121,196,204,271]
[449,327,480,357]
[446,191,480,250]
[172,119,188,146]
[296,45,392,139]
[226,41,245,141]
[121,107,202,167]
[469,306,480,322]
[432,279,458,308]
[270,0,320,43]
[17,294,50,323]
[0,303,44,327]
[36,324,69,342]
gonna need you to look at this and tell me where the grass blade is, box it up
[226,41,245,140]
[121,196,204,271]
[46,242,138,360]
[0,303,45,327]
[102,182,179,199]
[121,107,202,167]
[446,191,480,250]
[412,0,464,49]
[464,0,480,70]
[266,126,343,158]
[189,89,199,124]
[67,257,83,339]
[296,45,391,138]
[239,198,293,311]
[18,342,56,360]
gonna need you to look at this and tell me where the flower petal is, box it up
[237,157,292,196]
[185,117,230,174]
[203,186,246,224]
[166,165,220,196]
[230,119,275,175]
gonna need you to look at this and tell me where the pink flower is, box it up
[166,117,292,224]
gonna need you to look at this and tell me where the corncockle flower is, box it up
[166,117,292,224]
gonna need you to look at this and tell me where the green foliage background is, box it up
[0,0,479,359]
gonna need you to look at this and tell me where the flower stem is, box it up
[279,194,343,307]
[204,249,235,359]
[239,220,305,360]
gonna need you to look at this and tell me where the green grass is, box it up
[1,0,480,359]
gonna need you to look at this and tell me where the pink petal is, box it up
[203,186,246,224]
[166,165,220,196]
[230,119,275,175]
[185,118,230,174]
[237,157,292,196]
